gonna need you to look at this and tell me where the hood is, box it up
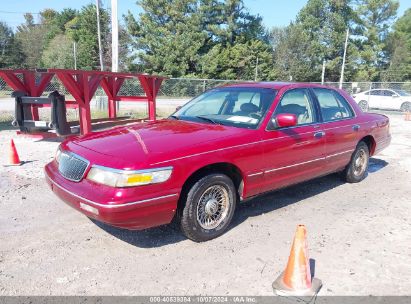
[70,119,250,168]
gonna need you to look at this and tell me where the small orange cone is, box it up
[405,112,411,121]
[8,139,22,166]
[272,225,322,297]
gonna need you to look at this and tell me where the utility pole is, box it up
[254,57,259,81]
[339,28,349,89]
[111,0,119,72]
[73,41,77,70]
[96,0,104,71]
[68,25,78,70]
[321,60,326,84]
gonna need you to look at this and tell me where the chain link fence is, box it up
[313,81,411,95]
[1,75,410,125]
[0,76,243,99]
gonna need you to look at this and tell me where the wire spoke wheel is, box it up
[353,148,368,176]
[196,185,230,230]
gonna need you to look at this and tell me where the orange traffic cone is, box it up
[8,139,21,166]
[272,225,322,297]
[405,112,411,121]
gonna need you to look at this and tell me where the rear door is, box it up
[383,90,403,110]
[311,88,359,173]
[368,90,383,109]
[259,88,326,193]
[377,90,396,110]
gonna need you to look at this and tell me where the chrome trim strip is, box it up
[46,173,178,209]
[61,150,90,166]
[264,157,324,174]
[91,164,173,175]
[263,149,354,174]
[247,172,264,177]
[326,149,354,159]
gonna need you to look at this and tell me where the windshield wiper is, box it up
[195,115,219,124]
[169,115,180,120]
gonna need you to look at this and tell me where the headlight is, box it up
[86,166,173,187]
[55,147,62,163]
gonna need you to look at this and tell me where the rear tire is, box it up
[358,100,369,112]
[180,173,236,242]
[400,102,411,112]
[343,142,369,183]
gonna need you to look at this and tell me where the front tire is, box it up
[180,174,237,242]
[343,142,369,183]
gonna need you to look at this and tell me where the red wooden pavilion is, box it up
[0,69,166,135]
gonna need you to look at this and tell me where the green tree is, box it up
[0,21,25,68]
[383,8,411,81]
[125,0,268,78]
[271,0,357,82]
[270,24,315,81]
[41,34,75,69]
[353,0,399,80]
[202,38,275,80]
[68,4,110,70]
[40,8,60,41]
[107,25,136,71]
[126,0,207,77]
[210,0,267,46]
[53,8,78,32]
[15,13,49,68]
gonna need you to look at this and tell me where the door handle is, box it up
[352,124,360,131]
[314,131,325,138]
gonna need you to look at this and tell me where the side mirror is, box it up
[392,94,399,98]
[272,113,297,129]
[176,106,182,111]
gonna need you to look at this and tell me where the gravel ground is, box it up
[0,113,410,296]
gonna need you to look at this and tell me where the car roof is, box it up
[222,82,339,90]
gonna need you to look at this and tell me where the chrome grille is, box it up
[58,152,89,182]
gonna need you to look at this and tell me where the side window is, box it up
[274,89,316,125]
[383,90,394,96]
[312,88,354,122]
[370,90,381,96]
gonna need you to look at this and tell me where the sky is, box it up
[0,0,410,30]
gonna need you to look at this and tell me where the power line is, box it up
[0,10,41,15]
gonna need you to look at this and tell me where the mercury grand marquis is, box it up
[45,82,391,242]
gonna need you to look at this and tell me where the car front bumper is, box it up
[44,162,179,230]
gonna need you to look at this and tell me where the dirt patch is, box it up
[0,113,410,296]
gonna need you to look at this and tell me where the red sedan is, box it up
[45,83,391,242]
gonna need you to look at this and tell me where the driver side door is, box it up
[259,88,326,193]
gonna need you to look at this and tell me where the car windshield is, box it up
[397,90,411,96]
[171,87,277,129]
